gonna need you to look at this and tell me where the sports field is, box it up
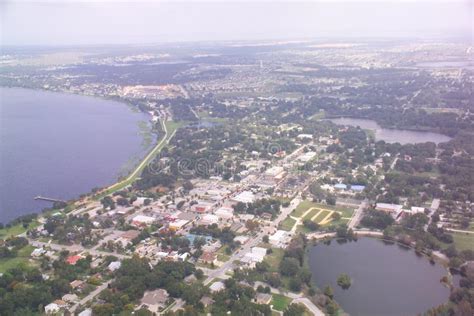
[280,200,355,232]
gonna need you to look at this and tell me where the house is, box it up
[44,303,60,314]
[200,296,215,307]
[70,279,85,290]
[209,281,225,293]
[62,293,79,303]
[255,293,272,305]
[199,252,218,265]
[66,255,82,265]
[108,261,122,272]
[116,230,140,247]
[140,289,169,313]
[31,247,46,257]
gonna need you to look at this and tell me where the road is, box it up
[100,118,173,195]
[254,281,324,316]
[69,279,113,313]
[29,240,130,260]
[347,199,368,229]
[169,195,305,312]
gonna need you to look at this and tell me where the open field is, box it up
[271,294,292,311]
[0,221,40,240]
[452,232,474,251]
[279,216,297,231]
[0,245,35,273]
[264,248,285,272]
[291,201,355,231]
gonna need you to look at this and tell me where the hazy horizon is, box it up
[1,0,472,47]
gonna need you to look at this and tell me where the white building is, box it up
[215,207,234,220]
[209,281,225,293]
[233,191,256,204]
[108,261,122,272]
[269,230,290,248]
[375,203,403,214]
[201,214,219,225]
[44,303,60,315]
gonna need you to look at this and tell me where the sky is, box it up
[1,0,472,46]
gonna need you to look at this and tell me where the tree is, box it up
[283,303,306,316]
[326,194,336,206]
[324,285,334,298]
[194,269,204,280]
[262,235,269,243]
[279,257,300,277]
[337,273,352,289]
[289,278,302,292]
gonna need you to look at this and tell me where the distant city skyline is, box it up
[1,0,472,46]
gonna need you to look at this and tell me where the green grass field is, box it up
[452,232,474,251]
[271,294,292,311]
[279,216,296,231]
[264,248,285,272]
[293,200,319,217]
[0,245,35,273]
[0,221,40,240]
[303,209,319,221]
[312,209,330,223]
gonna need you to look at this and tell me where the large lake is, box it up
[0,87,151,223]
[329,117,452,144]
[308,238,450,316]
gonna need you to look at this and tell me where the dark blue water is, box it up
[309,238,450,316]
[0,87,150,223]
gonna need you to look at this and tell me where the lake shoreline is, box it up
[307,236,452,316]
[0,87,155,224]
[324,115,454,139]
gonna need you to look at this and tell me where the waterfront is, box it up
[328,117,452,144]
[0,87,151,223]
[308,238,450,316]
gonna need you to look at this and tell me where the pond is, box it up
[0,87,152,223]
[308,238,450,316]
[328,117,452,144]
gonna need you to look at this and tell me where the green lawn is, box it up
[312,210,330,223]
[0,221,40,240]
[303,209,319,221]
[452,232,474,251]
[279,216,296,231]
[264,248,285,272]
[293,200,319,217]
[0,245,35,273]
[271,294,292,311]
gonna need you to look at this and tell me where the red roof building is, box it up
[66,255,82,265]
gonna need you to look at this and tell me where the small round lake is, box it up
[0,87,152,223]
[308,238,450,316]
[328,117,451,144]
